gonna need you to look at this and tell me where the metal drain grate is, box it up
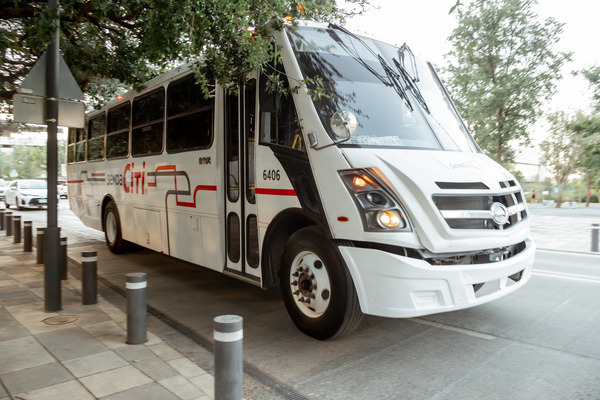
[42,315,78,325]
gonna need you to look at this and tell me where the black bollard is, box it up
[214,315,243,400]
[6,212,12,236]
[59,237,67,280]
[126,273,147,344]
[82,251,97,305]
[36,228,45,264]
[23,221,32,252]
[13,215,21,244]
[0,209,5,230]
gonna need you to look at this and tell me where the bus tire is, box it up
[103,201,130,254]
[280,226,363,340]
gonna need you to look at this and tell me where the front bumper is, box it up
[339,238,535,318]
[22,197,48,208]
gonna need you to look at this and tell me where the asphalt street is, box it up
[2,200,600,399]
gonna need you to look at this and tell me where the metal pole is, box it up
[44,0,61,312]
[13,215,21,244]
[126,273,147,344]
[82,251,97,305]
[37,228,45,264]
[59,237,67,280]
[6,212,13,236]
[214,315,243,400]
[23,221,33,252]
[0,209,5,230]
[592,223,599,253]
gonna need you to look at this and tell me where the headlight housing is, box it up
[339,168,411,232]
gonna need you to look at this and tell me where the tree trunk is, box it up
[556,181,565,208]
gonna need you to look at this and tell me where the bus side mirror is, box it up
[309,111,357,151]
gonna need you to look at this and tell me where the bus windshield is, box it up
[286,26,479,152]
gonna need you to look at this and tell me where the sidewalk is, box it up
[0,237,214,400]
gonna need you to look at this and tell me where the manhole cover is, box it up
[42,315,78,325]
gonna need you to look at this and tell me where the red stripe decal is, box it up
[68,180,84,183]
[176,185,218,208]
[91,173,105,177]
[255,188,297,196]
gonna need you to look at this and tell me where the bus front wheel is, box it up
[280,226,363,340]
[104,201,130,254]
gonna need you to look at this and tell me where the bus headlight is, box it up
[339,168,411,232]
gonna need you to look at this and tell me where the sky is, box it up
[343,0,600,167]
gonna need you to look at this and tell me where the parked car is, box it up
[0,179,8,201]
[57,183,68,199]
[4,179,54,210]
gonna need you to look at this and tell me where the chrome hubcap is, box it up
[289,251,331,318]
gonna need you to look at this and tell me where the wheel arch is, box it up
[261,208,328,289]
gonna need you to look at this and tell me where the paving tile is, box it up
[15,379,94,400]
[83,320,124,338]
[189,374,214,398]
[1,362,73,395]
[148,343,184,362]
[0,323,31,341]
[0,382,7,398]
[0,336,54,375]
[36,326,95,346]
[131,354,179,381]
[99,382,180,400]
[63,351,129,378]
[159,375,203,400]
[97,334,129,350]
[168,357,209,379]
[114,344,156,362]
[43,337,109,361]
[80,365,153,398]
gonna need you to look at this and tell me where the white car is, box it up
[0,179,8,201]
[57,184,68,199]
[4,180,52,210]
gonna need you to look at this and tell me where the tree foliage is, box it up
[444,0,570,165]
[579,66,600,112]
[569,113,600,206]
[1,0,370,104]
[540,112,585,208]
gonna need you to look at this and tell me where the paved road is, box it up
[3,201,600,399]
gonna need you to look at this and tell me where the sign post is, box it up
[12,0,84,312]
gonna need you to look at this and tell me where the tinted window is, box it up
[132,89,164,156]
[166,76,214,152]
[107,102,130,159]
[259,70,302,150]
[89,114,106,138]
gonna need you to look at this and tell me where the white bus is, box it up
[67,20,535,340]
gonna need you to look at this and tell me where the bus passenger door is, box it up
[224,78,260,282]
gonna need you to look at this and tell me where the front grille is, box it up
[433,188,528,230]
[29,198,47,206]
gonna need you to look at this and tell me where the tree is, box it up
[540,112,585,208]
[444,0,570,166]
[1,0,370,105]
[570,113,600,206]
[579,66,600,112]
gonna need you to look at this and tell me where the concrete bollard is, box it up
[6,212,13,236]
[13,215,21,244]
[59,237,68,280]
[592,223,599,253]
[0,209,5,230]
[36,228,45,264]
[214,315,243,400]
[126,273,147,344]
[23,221,32,252]
[82,251,98,305]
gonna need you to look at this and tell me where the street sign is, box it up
[12,49,85,128]
[17,50,84,100]
[13,94,85,128]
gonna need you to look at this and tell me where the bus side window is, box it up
[107,102,130,159]
[132,88,165,156]
[166,75,214,152]
[258,71,303,151]
[75,126,86,162]
[67,128,76,163]
[88,115,105,161]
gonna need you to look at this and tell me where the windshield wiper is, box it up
[395,43,429,113]
[328,23,414,111]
